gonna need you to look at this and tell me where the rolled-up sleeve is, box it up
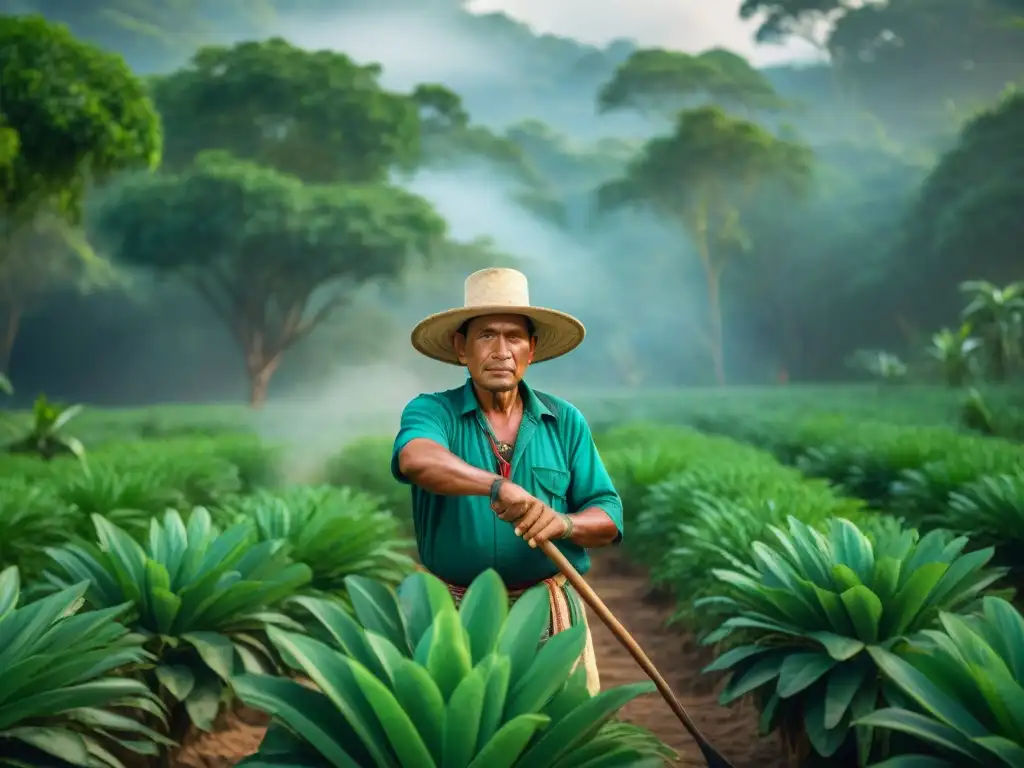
[564,405,623,541]
[391,394,453,484]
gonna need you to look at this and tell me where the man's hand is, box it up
[491,483,569,548]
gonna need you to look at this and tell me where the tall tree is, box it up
[905,91,1024,290]
[598,48,787,119]
[97,153,448,407]
[597,107,812,384]
[0,14,161,376]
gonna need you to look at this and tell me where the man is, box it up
[391,267,623,694]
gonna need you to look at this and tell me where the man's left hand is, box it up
[501,500,569,548]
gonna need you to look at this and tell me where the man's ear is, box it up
[527,336,536,363]
[454,332,468,365]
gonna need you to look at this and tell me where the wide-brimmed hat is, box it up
[411,268,585,365]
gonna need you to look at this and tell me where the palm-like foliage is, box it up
[234,569,673,768]
[927,326,982,387]
[222,486,415,603]
[40,508,312,742]
[959,280,1024,381]
[858,597,1024,766]
[0,566,170,767]
[700,517,1006,765]
[6,394,86,460]
[0,477,71,576]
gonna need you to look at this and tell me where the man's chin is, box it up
[480,374,517,393]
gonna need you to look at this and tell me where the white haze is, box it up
[250,6,722,473]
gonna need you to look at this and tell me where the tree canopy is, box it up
[598,107,813,384]
[0,14,161,224]
[597,48,786,118]
[97,152,448,405]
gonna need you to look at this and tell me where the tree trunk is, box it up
[692,203,726,386]
[705,268,726,386]
[0,303,22,376]
[247,357,280,409]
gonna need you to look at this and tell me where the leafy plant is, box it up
[0,566,171,767]
[700,517,1007,765]
[847,350,908,382]
[858,596,1024,766]
[40,508,312,745]
[959,280,1024,381]
[927,326,982,387]
[221,485,415,602]
[6,394,86,460]
[0,478,70,576]
[234,569,674,768]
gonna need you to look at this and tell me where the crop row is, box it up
[596,423,1024,767]
[686,411,1024,581]
[0,432,675,767]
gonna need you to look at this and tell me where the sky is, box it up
[468,0,821,65]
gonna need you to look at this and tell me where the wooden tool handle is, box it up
[540,540,707,744]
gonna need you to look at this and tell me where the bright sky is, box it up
[468,0,820,65]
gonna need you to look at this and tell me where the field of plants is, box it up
[1,384,1023,768]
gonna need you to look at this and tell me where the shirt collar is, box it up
[459,377,555,421]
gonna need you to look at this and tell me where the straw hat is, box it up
[411,268,585,365]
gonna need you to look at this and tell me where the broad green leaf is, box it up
[392,658,446,764]
[350,660,436,768]
[856,708,986,761]
[496,587,550,683]
[458,570,508,665]
[777,652,837,699]
[345,576,407,651]
[466,714,550,768]
[443,663,488,768]
[427,608,473,702]
[841,585,884,643]
[505,625,586,719]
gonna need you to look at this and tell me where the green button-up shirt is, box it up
[391,378,624,587]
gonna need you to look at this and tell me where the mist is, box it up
[9,0,1015,457]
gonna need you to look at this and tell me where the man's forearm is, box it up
[399,438,499,497]
[566,507,619,548]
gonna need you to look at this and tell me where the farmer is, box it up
[392,267,622,695]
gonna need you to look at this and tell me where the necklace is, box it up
[494,440,514,462]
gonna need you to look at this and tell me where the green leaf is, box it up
[505,625,586,719]
[154,664,195,702]
[496,586,550,683]
[427,608,473,702]
[855,708,986,761]
[350,659,436,768]
[466,714,550,768]
[392,658,446,764]
[719,653,786,705]
[882,562,948,637]
[824,658,870,730]
[345,576,408,652]
[777,652,838,699]
[183,631,236,683]
[442,663,488,768]
[458,570,508,665]
[840,585,884,643]
[232,674,365,767]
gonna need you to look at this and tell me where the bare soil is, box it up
[172,552,789,768]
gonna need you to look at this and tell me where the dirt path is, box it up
[175,552,788,767]
[585,553,789,767]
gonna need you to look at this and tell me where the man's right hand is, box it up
[491,481,536,522]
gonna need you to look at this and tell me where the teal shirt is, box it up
[391,378,624,587]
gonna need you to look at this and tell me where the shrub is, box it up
[700,517,1008,765]
[0,478,71,575]
[0,566,170,766]
[220,485,415,603]
[859,596,1024,766]
[234,570,674,768]
[40,509,312,745]
[321,436,411,524]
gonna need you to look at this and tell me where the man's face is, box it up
[454,314,536,393]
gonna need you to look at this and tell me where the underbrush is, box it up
[598,422,1023,767]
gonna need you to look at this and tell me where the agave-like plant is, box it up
[39,508,312,745]
[699,516,1007,766]
[0,477,72,576]
[221,485,415,604]
[6,394,86,461]
[234,569,674,767]
[0,566,171,766]
[858,596,1024,766]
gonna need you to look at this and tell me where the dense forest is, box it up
[1,0,1022,405]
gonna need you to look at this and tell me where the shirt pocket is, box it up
[532,466,571,512]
